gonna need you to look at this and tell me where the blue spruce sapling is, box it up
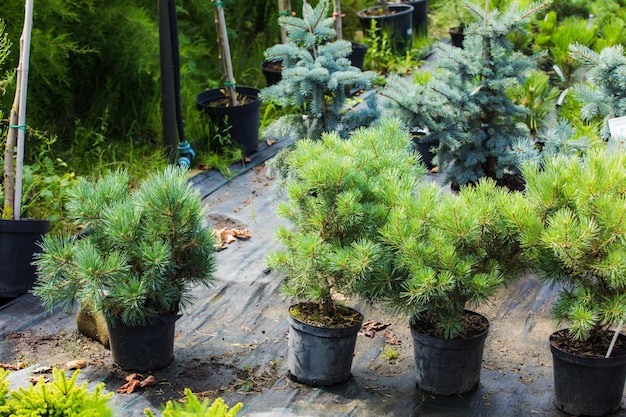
[260,0,378,140]
[383,2,550,189]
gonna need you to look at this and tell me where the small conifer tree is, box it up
[259,0,378,140]
[505,149,626,342]
[266,118,423,316]
[570,43,626,141]
[383,1,550,189]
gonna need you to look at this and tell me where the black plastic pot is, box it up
[357,4,414,54]
[450,26,464,48]
[550,330,626,416]
[412,133,438,170]
[347,42,368,70]
[196,87,261,156]
[0,219,50,298]
[287,305,363,386]
[107,314,181,372]
[261,60,282,87]
[410,311,489,395]
[398,0,428,36]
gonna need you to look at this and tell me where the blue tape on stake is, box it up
[8,124,26,132]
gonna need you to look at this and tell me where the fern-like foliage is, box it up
[1,369,112,416]
[259,0,378,140]
[32,166,217,326]
[144,388,243,417]
[505,149,626,341]
[570,43,626,140]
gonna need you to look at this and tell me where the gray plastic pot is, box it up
[287,305,363,386]
[410,310,489,395]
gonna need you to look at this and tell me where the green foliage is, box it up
[570,43,626,140]
[259,0,378,140]
[509,69,560,136]
[370,179,524,339]
[505,149,626,341]
[384,1,549,188]
[32,166,217,326]
[144,389,243,417]
[266,118,424,314]
[533,12,597,86]
[0,369,112,416]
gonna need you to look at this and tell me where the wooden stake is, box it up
[212,0,238,106]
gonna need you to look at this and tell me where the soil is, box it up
[410,310,489,339]
[289,302,363,328]
[1,328,281,405]
[550,328,626,358]
[208,93,256,108]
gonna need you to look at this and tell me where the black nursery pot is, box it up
[261,60,282,87]
[107,314,181,372]
[357,4,414,54]
[550,330,626,416]
[196,87,261,156]
[0,219,50,298]
[410,311,489,395]
[399,0,428,36]
[347,42,368,70]
[287,306,363,386]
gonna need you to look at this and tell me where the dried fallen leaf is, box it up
[0,362,28,370]
[125,373,143,382]
[359,321,390,337]
[29,375,49,384]
[265,139,277,146]
[139,375,157,388]
[66,359,87,370]
[244,157,252,163]
[231,228,250,239]
[384,332,401,345]
[33,366,52,374]
[117,378,141,394]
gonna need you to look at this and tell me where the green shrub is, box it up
[144,389,243,417]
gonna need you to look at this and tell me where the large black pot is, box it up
[412,132,438,170]
[287,304,363,386]
[196,87,261,156]
[357,4,414,54]
[398,0,428,36]
[550,329,626,416]
[107,314,181,372]
[0,219,50,298]
[410,310,489,395]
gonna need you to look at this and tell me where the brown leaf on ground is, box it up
[384,332,402,345]
[30,375,50,384]
[0,362,28,370]
[117,378,141,394]
[214,227,251,250]
[266,139,277,146]
[33,366,52,374]
[118,373,157,394]
[66,359,87,370]
[139,375,157,388]
[359,321,390,338]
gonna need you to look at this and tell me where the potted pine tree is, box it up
[32,166,217,372]
[266,118,423,386]
[358,178,524,395]
[504,149,626,416]
[196,0,261,155]
[0,3,50,299]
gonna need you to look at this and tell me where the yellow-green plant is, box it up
[0,369,112,416]
[144,388,243,417]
